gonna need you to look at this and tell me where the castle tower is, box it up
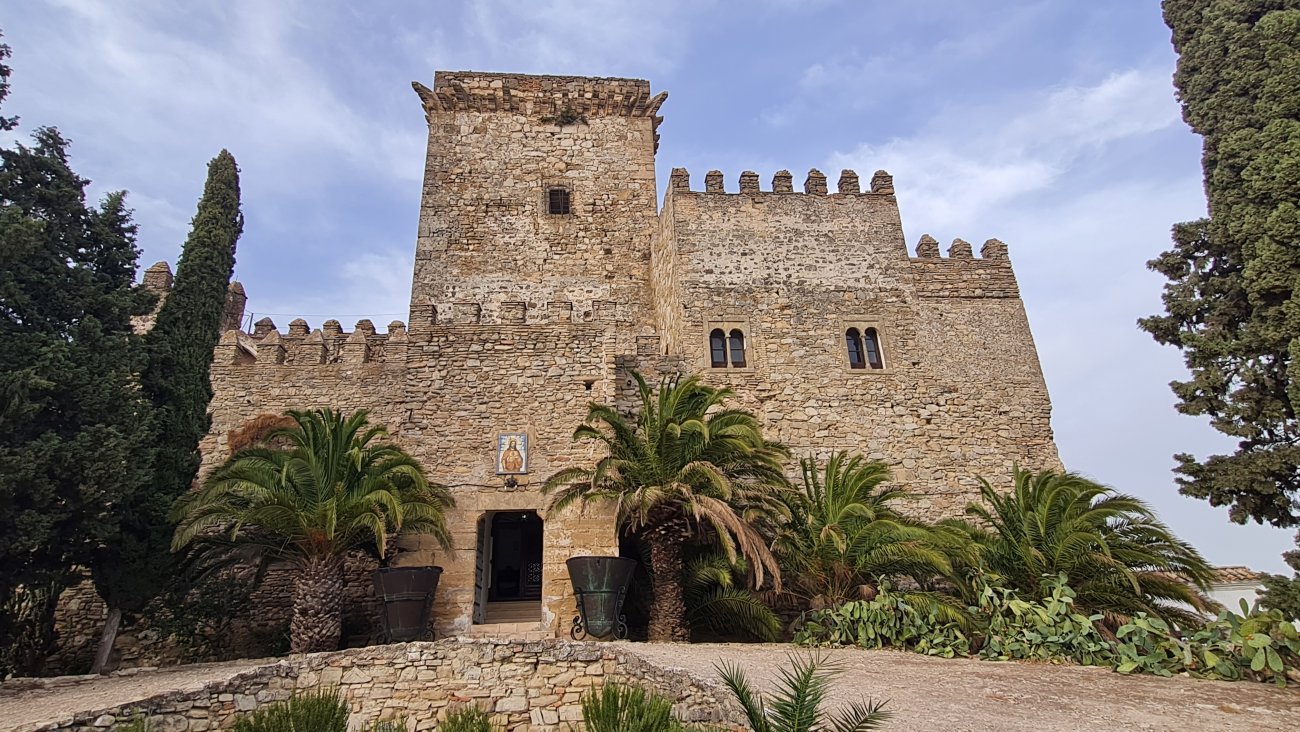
[410,72,666,333]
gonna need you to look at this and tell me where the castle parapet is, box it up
[215,318,409,368]
[910,234,1021,299]
[663,168,896,196]
[413,72,666,121]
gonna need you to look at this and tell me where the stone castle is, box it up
[55,71,1060,663]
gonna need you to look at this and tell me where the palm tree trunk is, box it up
[291,555,345,653]
[645,531,690,642]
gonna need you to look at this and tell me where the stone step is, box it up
[484,601,543,624]
[465,622,552,641]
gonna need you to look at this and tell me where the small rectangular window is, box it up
[547,188,571,215]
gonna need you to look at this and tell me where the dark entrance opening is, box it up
[473,511,543,624]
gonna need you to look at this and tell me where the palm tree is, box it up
[717,653,890,732]
[543,371,790,642]
[171,408,453,653]
[775,452,972,620]
[962,467,1214,627]
[684,552,781,642]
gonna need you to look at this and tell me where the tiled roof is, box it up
[1213,566,1262,584]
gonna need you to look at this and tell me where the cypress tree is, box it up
[89,151,243,671]
[0,34,155,675]
[1139,2,1300,554]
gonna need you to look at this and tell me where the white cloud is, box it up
[26,0,424,188]
[246,249,414,330]
[427,0,703,77]
[828,68,1180,236]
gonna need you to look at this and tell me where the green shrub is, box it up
[115,716,152,731]
[368,719,408,732]
[230,689,349,732]
[1116,603,1300,686]
[440,705,492,732]
[976,575,1113,666]
[581,682,687,732]
[796,586,970,657]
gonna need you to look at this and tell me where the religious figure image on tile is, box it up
[496,433,528,475]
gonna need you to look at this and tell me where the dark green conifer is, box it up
[0,35,154,674]
[90,151,243,670]
[1140,2,1300,555]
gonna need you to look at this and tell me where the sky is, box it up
[4,1,1296,573]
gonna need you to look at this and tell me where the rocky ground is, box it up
[628,643,1300,732]
[2,644,1298,731]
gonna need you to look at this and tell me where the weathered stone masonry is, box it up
[51,70,1060,669]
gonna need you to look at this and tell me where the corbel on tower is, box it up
[411,81,445,124]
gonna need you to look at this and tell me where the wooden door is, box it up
[472,513,492,624]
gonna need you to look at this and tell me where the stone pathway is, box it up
[0,659,276,731]
[627,643,1300,732]
[2,644,1298,731]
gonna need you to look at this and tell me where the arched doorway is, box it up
[472,511,543,625]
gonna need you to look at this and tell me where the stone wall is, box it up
[17,640,742,732]
[652,169,1060,521]
[45,555,381,675]
[410,71,663,357]
[393,323,622,634]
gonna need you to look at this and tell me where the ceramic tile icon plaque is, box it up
[496,433,528,475]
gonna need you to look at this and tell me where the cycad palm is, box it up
[777,452,969,618]
[964,467,1214,627]
[543,372,790,641]
[172,408,453,652]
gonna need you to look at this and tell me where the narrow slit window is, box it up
[709,329,727,368]
[547,188,571,215]
[729,329,747,368]
[846,328,866,369]
[864,328,884,369]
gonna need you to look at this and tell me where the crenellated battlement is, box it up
[668,167,896,195]
[215,318,408,367]
[134,260,246,334]
[215,298,635,369]
[412,71,667,121]
[909,234,1020,298]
